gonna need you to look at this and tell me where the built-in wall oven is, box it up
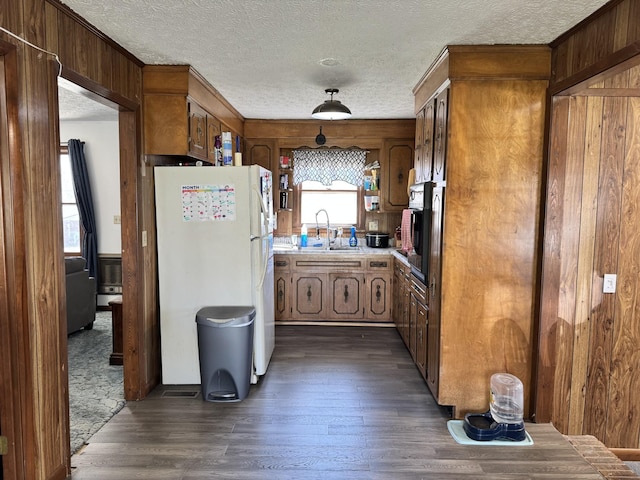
[407,182,433,283]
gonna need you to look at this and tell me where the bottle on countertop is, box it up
[214,135,222,166]
[349,226,357,247]
[301,224,308,247]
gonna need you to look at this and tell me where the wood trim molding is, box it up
[549,42,640,96]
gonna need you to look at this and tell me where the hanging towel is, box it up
[401,209,413,253]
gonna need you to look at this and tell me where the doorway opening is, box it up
[58,79,125,453]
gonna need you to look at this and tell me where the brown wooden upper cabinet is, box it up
[381,139,414,211]
[414,89,447,184]
[143,65,242,161]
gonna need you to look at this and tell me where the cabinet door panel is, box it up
[416,302,428,380]
[275,274,289,320]
[433,89,448,182]
[401,280,411,346]
[382,140,413,211]
[423,100,436,182]
[328,274,364,318]
[188,102,207,159]
[409,293,417,361]
[367,275,391,320]
[393,263,403,329]
[246,139,275,171]
[414,109,425,183]
[293,274,326,317]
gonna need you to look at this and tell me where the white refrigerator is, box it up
[154,165,275,385]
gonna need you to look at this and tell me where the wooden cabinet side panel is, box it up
[437,79,546,416]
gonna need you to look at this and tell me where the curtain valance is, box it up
[293,148,366,186]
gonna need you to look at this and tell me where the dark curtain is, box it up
[68,139,99,279]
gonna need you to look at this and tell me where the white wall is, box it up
[60,120,121,306]
[59,120,121,255]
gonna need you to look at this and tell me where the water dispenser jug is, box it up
[489,373,524,424]
[462,372,527,442]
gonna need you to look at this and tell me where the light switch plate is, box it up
[603,274,617,294]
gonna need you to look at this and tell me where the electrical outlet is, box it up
[142,230,147,247]
[368,220,379,231]
[113,214,121,224]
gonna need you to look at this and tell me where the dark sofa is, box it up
[65,256,97,335]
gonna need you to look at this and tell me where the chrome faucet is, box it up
[315,209,331,249]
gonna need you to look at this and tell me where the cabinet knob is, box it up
[343,285,349,302]
[307,285,312,303]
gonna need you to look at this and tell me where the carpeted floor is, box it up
[67,311,125,454]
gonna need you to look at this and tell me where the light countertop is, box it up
[274,244,410,261]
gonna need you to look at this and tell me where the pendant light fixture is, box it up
[312,88,352,120]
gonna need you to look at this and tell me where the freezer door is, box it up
[250,165,274,238]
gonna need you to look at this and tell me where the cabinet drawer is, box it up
[274,257,290,270]
[368,259,390,270]
[410,277,427,305]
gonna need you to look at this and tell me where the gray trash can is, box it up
[195,306,255,402]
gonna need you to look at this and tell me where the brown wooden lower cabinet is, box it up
[274,254,392,322]
[328,273,364,319]
[292,273,327,319]
[393,256,429,383]
[393,257,411,346]
[274,257,291,320]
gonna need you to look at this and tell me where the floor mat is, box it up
[447,420,534,446]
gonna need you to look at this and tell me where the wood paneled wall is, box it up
[244,119,414,236]
[537,0,640,449]
[0,1,152,478]
[550,0,640,94]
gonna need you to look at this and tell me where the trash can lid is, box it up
[195,306,256,327]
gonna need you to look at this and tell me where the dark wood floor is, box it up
[70,326,606,479]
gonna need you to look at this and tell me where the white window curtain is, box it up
[293,148,366,186]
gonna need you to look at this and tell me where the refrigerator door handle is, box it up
[252,186,270,233]
[252,186,270,288]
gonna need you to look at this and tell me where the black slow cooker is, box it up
[365,232,389,248]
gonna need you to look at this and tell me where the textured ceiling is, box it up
[58,0,610,121]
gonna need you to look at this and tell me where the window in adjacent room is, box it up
[60,145,81,254]
[293,148,366,229]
